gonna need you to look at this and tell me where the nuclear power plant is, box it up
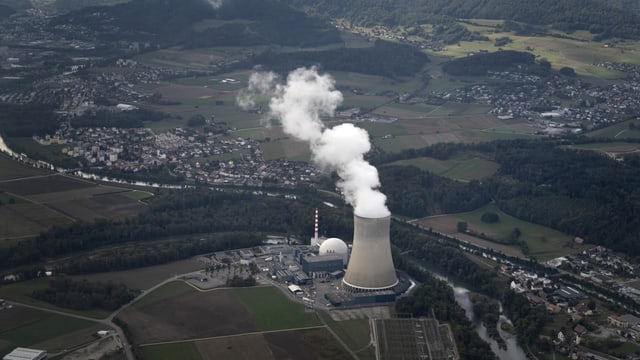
[342,214,398,292]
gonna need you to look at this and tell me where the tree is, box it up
[187,114,206,127]
[457,221,468,233]
[559,66,576,76]
[481,212,500,223]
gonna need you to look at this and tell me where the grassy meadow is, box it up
[233,286,320,331]
[457,204,577,260]
[388,156,499,181]
[420,203,579,260]
[142,342,203,360]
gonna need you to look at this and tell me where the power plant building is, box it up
[342,214,398,292]
[300,253,343,274]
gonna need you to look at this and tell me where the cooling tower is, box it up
[342,214,398,291]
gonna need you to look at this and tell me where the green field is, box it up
[568,142,640,154]
[233,286,320,331]
[123,190,154,201]
[388,156,499,181]
[0,278,110,319]
[374,135,428,153]
[318,312,374,360]
[457,203,576,260]
[587,120,640,139]
[142,342,202,360]
[357,122,409,137]
[0,312,97,355]
[427,20,640,80]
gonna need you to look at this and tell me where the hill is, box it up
[290,0,640,40]
[54,0,341,47]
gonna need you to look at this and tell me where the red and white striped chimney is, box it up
[314,208,319,245]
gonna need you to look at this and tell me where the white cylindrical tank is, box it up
[319,237,349,266]
[342,214,398,291]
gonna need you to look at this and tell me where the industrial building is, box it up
[3,348,47,360]
[300,253,344,274]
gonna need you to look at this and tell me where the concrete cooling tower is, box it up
[342,214,398,291]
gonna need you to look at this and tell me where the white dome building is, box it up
[319,237,349,266]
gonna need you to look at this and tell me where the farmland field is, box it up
[388,156,499,181]
[74,259,203,291]
[587,120,640,139]
[0,154,49,181]
[142,342,202,360]
[0,174,95,196]
[0,307,100,356]
[318,311,373,360]
[120,283,257,344]
[566,142,640,158]
[233,286,320,331]
[263,328,351,360]
[417,203,579,260]
[142,328,351,360]
[0,169,149,229]
[0,278,110,319]
[433,21,640,79]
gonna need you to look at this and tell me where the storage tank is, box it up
[342,214,398,291]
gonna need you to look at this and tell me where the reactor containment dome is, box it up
[319,237,349,266]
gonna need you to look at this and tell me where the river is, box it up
[424,265,528,360]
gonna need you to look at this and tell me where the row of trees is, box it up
[0,190,353,271]
[247,40,429,79]
[31,277,136,311]
[442,50,536,76]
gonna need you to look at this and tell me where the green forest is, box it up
[376,138,640,258]
[290,0,640,40]
[247,40,429,78]
[55,0,341,47]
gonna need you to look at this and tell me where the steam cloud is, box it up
[237,67,390,218]
[205,0,224,9]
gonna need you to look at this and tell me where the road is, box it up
[7,274,183,360]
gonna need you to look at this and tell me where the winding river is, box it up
[426,265,528,360]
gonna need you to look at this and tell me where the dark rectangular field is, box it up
[0,155,50,181]
[119,284,256,344]
[0,174,95,196]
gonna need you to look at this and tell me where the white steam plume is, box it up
[237,71,279,111]
[236,67,390,218]
[205,0,224,9]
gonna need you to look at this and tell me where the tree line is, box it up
[290,0,640,40]
[245,40,429,78]
[0,190,353,271]
[31,276,136,311]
